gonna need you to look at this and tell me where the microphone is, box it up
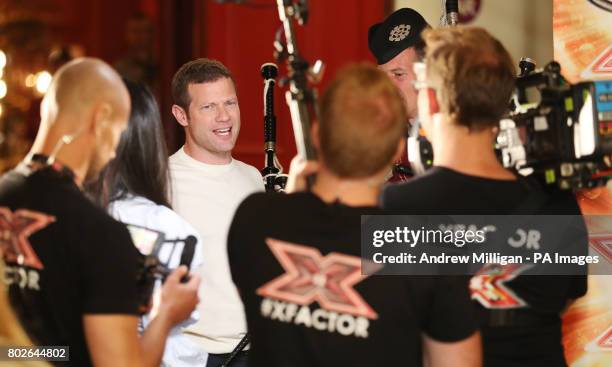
[179,235,197,268]
[179,235,197,283]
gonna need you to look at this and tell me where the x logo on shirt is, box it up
[470,263,530,309]
[0,207,55,270]
[257,238,378,319]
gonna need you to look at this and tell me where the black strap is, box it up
[220,334,250,367]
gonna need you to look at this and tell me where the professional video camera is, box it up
[497,58,612,190]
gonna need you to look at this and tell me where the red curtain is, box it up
[197,0,388,169]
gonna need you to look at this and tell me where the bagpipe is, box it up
[259,0,324,192]
[259,63,287,192]
[217,1,325,364]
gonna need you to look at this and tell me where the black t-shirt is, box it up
[228,191,477,367]
[0,166,140,366]
[381,166,588,367]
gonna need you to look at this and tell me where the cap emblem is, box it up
[388,24,411,42]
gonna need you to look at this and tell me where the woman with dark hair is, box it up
[90,80,170,209]
[88,79,207,366]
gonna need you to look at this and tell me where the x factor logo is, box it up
[257,238,378,319]
[470,263,531,309]
[0,207,55,270]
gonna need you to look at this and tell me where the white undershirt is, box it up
[169,146,264,353]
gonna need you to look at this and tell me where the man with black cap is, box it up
[368,8,430,182]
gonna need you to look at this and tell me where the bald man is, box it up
[0,58,200,367]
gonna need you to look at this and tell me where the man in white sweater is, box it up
[169,58,264,367]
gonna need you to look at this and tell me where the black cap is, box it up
[368,8,429,65]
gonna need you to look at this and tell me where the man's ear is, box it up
[393,136,406,162]
[91,103,112,136]
[426,88,440,114]
[172,104,189,127]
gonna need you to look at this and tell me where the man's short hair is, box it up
[171,58,234,110]
[423,27,516,130]
[319,63,407,178]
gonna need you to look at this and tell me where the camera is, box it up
[127,224,196,313]
[498,59,612,190]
